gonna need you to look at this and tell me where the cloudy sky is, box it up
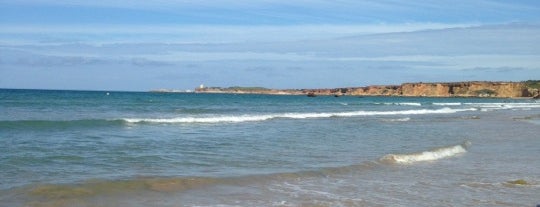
[1,0,540,91]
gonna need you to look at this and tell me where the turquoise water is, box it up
[1,89,539,206]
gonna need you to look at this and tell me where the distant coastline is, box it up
[155,80,540,98]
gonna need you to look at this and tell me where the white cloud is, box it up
[3,24,539,64]
[2,23,539,90]
[0,23,476,44]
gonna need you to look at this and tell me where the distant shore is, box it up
[155,80,540,98]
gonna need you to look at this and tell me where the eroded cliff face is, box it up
[399,82,527,97]
[349,85,401,96]
[194,81,538,98]
[315,81,531,98]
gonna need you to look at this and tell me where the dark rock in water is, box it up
[307,92,316,97]
[334,95,340,97]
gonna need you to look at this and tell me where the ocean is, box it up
[1,89,539,207]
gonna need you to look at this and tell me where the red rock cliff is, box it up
[399,82,527,97]
[194,81,539,98]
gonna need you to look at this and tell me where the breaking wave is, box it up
[15,142,473,204]
[382,117,411,122]
[21,141,473,201]
[380,141,471,164]
[123,108,476,124]
[464,103,540,109]
[379,102,422,106]
[0,108,477,127]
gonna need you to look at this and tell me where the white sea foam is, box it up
[398,102,422,106]
[381,102,422,106]
[464,103,540,109]
[122,108,476,124]
[380,141,471,164]
[383,117,411,122]
[123,115,274,123]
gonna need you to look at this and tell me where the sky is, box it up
[1,0,540,91]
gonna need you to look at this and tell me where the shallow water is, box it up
[1,89,539,206]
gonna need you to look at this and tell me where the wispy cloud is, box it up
[0,23,476,45]
[1,0,539,90]
[3,24,539,70]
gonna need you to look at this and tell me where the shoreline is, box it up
[192,91,536,100]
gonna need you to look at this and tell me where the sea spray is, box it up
[380,141,472,164]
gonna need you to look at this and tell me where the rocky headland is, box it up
[194,80,540,98]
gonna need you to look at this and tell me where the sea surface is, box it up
[1,89,539,207]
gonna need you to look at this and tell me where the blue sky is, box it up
[1,0,540,91]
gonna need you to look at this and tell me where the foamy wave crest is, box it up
[335,107,475,117]
[123,108,475,124]
[123,115,275,123]
[382,117,411,122]
[399,102,422,106]
[464,103,540,109]
[380,141,471,164]
[380,102,422,106]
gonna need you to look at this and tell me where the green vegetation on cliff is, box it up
[524,80,540,89]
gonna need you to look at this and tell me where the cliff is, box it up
[399,82,527,97]
[194,80,540,98]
